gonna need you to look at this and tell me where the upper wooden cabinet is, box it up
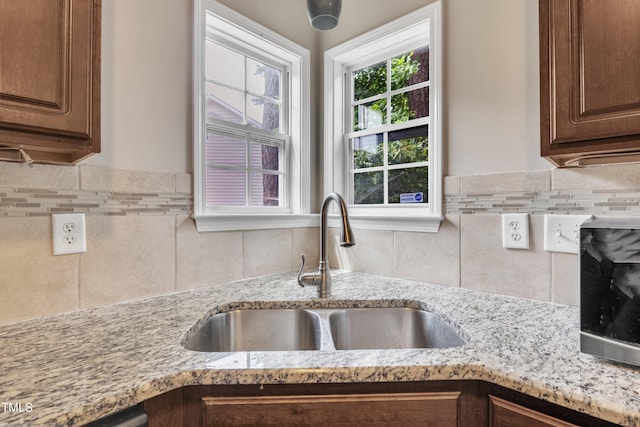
[539,0,640,167]
[0,0,101,165]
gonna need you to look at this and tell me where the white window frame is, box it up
[193,0,314,231]
[323,2,443,232]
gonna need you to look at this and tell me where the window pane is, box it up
[389,166,429,204]
[206,132,246,167]
[247,58,280,101]
[353,99,386,131]
[206,82,244,124]
[391,87,429,124]
[391,46,429,90]
[249,142,280,171]
[352,134,383,169]
[247,96,281,131]
[250,173,280,207]
[207,168,246,206]
[353,61,386,101]
[388,126,429,166]
[206,41,244,89]
[354,171,384,204]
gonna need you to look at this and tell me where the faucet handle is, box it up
[297,253,320,288]
[297,253,307,287]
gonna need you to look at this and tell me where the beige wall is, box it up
[86,0,550,178]
[1,0,635,324]
[218,0,550,187]
[86,0,192,173]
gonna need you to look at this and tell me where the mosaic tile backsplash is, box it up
[0,187,192,217]
[446,188,640,216]
[5,165,640,218]
[5,186,640,217]
[4,161,640,323]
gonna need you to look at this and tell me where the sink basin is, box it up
[328,307,466,350]
[183,309,321,352]
[183,305,467,352]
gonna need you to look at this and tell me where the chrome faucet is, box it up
[297,192,355,298]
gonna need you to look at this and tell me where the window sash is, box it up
[200,3,292,214]
[204,124,287,209]
[348,123,429,206]
[205,38,288,135]
[347,45,431,207]
[323,1,442,232]
[193,0,312,231]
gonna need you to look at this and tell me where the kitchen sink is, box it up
[328,307,466,350]
[183,309,321,352]
[183,305,466,352]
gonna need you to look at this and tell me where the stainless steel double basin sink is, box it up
[182,306,467,352]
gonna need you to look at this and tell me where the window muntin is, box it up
[205,129,286,207]
[351,46,429,132]
[324,2,442,231]
[204,37,287,208]
[205,40,284,132]
[348,45,431,207]
[201,7,289,210]
[351,125,429,206]
[194,0,312,231]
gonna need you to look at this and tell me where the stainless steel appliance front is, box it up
[580,218,640,367]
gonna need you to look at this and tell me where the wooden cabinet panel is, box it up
[201,392,460,427]
[489,395,579,427]
[540,0,640,166]
[0,0,100,164]
[144,387,184,427]
[144,382,620,427]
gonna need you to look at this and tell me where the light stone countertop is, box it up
[1,271,639,426]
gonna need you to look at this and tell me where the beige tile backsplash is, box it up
[175,216,243,291]
[393,215,461,287]
[4,162,640,324]
[80,215,176,308]
[460,214,551,300]
[243,229,294,277]
[552,163,640,190]
[0,216,78,321]
[80,165,176,193]
[330,228,395,277]
[1,162,78,189]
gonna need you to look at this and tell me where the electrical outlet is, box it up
[543,214,592,254]
[502,213,530,249]
[52,213,87,255]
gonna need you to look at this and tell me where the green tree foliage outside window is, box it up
[351,47,430,205]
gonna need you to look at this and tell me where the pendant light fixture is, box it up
[306,0,342,31]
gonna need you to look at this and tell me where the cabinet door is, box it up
[540,0,640,166]
[489,395,579,427]
[0,0,100,163]
[202,392,460,426]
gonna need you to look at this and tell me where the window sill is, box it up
[328,214,443,233]
[193,213,319,232]
[193,212,443,233]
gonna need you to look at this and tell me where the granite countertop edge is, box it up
[1,271,639,426]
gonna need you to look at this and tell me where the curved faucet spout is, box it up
[321,192,355,260]
[298,192,355,298]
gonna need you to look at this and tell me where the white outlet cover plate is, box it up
[502,213,530,249]
[543,214,592,254]
[52,213,87,255]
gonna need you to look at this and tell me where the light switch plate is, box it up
[543,214,592,254]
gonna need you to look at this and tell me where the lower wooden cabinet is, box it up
[143,381,621,427]
[202,392,459,426]
[489,395,578,427]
